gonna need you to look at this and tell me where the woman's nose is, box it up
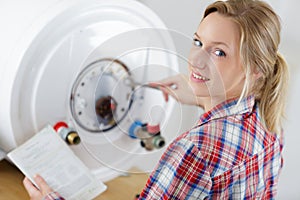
[188,47,211,70]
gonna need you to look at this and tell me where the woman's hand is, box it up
[149,74,202,106]
[23,175,54,200]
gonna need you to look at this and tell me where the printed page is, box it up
[7,125,107,200]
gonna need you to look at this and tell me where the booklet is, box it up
[7,125,107,200]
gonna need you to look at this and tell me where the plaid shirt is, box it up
[139,95,283,199]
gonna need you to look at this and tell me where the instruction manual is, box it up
[7,125,107,200]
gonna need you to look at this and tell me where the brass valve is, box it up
[129,121,165,151]
[53,122,81,145]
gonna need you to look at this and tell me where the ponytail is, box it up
[258,53,289,134]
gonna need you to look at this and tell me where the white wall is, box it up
[269,1,300,199]
[139,0,300,199]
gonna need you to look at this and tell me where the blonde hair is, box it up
[204,0,289,134]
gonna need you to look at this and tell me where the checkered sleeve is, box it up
[139,138,212,200]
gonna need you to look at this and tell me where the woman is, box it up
[139,0,288,199]
[24,0,288,199]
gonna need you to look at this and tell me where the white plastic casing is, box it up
[0,0,178,181]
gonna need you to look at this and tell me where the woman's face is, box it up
[188,12,245,109]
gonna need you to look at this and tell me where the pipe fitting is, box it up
[53,121,81,145]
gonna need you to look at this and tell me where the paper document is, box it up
[7,125,107,200]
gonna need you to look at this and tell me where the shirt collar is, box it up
[198,95,256,125]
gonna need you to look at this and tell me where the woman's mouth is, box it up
[191,71,210,82]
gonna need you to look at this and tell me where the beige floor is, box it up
[0,160,148,200]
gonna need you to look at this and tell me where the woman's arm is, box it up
[139,138,212,199]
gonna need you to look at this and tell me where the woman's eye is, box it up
[214,50,226,57]
[193,39,202,47]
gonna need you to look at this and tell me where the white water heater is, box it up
[0,0,180,182]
